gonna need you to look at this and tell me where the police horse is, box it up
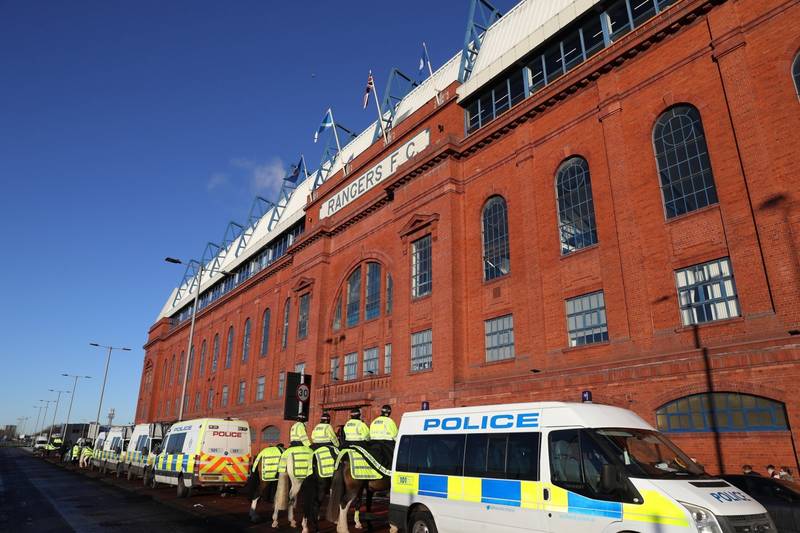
[327,446,392,533]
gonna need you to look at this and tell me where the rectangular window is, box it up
[187,346,194,379]
[207,388,214,409]
[297,293,310,340]
[331,356,340,382]
[581,15,606,58]
[508,69,526,107]
[485,314,515,362]
[347,268,361,327]
[675,258,740,326]
[384,344,392,375]
[561,29,584,72]
[277,371,285,397]
[411,235,432,298]
[566,291,609,347]
[295,362,305,375]
[528,55,546,93]
[631,0,657,27]
[260,309,270,356]
[411,329,433,372]
[492,78,511,116]
[221,385,229,407]
[464,433,541,481]
[344,352,358,381]
[281,300,290,349]
[365,263,381,320]
[543,42,564,84]
[363,347,378,377]
[466,99,481,134]
[256,376,265,401]
[237,380,246,404]
[165,433,187,454]
[402,434,465,476]
[606,0,633,41]
[385,274,393,314]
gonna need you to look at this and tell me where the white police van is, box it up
[389,402,774,533]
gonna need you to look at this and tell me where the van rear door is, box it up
[201,420,250,483]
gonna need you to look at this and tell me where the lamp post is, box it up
[89,343,131,434]
[61,373,91,443]
[33,403,44,437]
[40,400,54,437]
[47,389,70,443]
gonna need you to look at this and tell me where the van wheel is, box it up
[408,510,438,533]
[176,475,192,498]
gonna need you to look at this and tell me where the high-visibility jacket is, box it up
[252,446,282,481]
[81,447,94,458]
[313,446,336,478]
[311,423,339,447]
[71,445,80,459]
[369,416,398,441]
[289,422,311,446]
[344,419,370,442]
[278,446,313,479]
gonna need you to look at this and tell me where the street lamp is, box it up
[33,403,45,437]
[89,343,131,434]
[40,400,54,437]
[61,373,91,443]
[47,389,70,443]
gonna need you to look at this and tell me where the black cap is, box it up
[321,412,331,423]
[350,408,361,419]
[381,404,392,416]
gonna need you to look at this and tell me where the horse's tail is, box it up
[326,458,346,523]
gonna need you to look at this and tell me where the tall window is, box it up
[225,326,234,368]
[162,360,168,387]
[386,274,393,314]
[277,371,285,397]
[187,346,194,379]
[411,329,433,371]
[261,425,280,443]
[281,299,290,349]
[365,262,382,320]
[179,351,184,383]
[193,392,200,411]
[199,340,207,376]
[384,344,392,374]
[346,268,362,327]
[675,257,739,326]
[556,157,598,254]
[793,52,800,97]
[332,294,342,331]
[363,347,379,376]
[256,376,265,401]
[221,385,229,407]
[295,362,305,375]
[297,293,310,339]
[260,308,270,356]
[412,235,432,297]
[653,104,717,218]
[242,318,251,362]
[485,314,515,362]
[211,334,219,372]
[482,196,510,280]
[237,380,246,404]
[344,352,358,381]
[331,356,340,381]
[169,354,175,385]
[207,388,214,409]
[656,393,788,433]
[566,291,609,347]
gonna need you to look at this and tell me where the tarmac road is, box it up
[0,447,390,533]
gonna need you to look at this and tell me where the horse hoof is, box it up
[271,521,279,528]
[290,521,297,528]
[249,512,260,523]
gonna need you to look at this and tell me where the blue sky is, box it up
[0,0,516,431]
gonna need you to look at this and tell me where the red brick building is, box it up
[137,0,800,474]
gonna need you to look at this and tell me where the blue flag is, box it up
[286,155,304,183]
[314,108,334,143]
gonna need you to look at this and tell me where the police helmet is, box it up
[381,404,392,416]
[321,412,331,423]
[296,413,307,422]
[349,408,362,420]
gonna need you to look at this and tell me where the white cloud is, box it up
[206,172,229,191]
[249,158,285,197]
[207,157,286,199]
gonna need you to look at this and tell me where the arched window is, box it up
[187,345,195,379]
[793,52,800,97]
[653,105,717,219]
[261,425,280,443]
[260,308,271,356]
[281,299,290,349]
[242,318,251,362]
[332,294,342,331]
[199,340,207,376]
[482,196,510,279]
[556,157,598,254]
[346,267,362,327]
[365,262,382,320]
[169,354,175,385]
[656,392,788,433]
[386,273,393,315]
[162,359,168,386]
[225,326,234,368]
[211,333,219,372]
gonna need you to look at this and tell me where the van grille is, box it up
[718,513,773,533]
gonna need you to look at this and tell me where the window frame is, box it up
[260,308,271,356]
[297,293,310,340]
[565,291,609,347]
[365,262,382,321]
[656,392,788,433]
[556,156,599,255]
[281,299,290,350]
[485,314,515,362]
[225,326,234,369]
[482,196,511,281]
[411,235,432,298]
[242,318,251,362]
[343,352,358,381]
[256,376,265,401]
[674,257,740,326]
[346,267,362,328]
[411,329,433,372]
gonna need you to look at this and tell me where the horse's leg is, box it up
[249,489,260,523]
[364,488,374,533]
[301,517,309,533]
[337,497,353,533]
[354,484,365,530]
[288,476,299,529]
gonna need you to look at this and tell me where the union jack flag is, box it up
[363,71,375,110]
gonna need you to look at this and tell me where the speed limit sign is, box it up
[296,383,310,402]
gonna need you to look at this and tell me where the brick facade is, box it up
[138,0,800,475]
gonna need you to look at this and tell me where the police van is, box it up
[389,402,774,533]
[121,422,168,482]
[102,425,133,477]
[90,430,107,470]
[150,418,251,497]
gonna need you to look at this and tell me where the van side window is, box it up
[165,433,187,454]
[486,435,507,478]
[506,433,540,481]
[464,432,540,481]
[549,429,635,503]
[396,436,412,472]
[406,434,465,476]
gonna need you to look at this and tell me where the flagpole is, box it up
[300,154,309,181]
[423,42,441,105]
[371,74,389,144]
[328,108,342,156]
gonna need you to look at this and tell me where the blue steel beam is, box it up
[458,0,502,83]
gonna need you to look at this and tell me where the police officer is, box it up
[369,405,398,467]
[71,441,81,464]
[343,408,370,446]
[289,413,311,447]
[311,412,340,449]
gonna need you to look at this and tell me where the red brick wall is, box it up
[138,0,800,470]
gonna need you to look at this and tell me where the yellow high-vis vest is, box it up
[311,423,339,447]
[344,419,370,442]
[369,416,398,441]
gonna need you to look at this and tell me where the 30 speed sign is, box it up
[296,383,310,402]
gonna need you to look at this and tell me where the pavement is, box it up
[0,448,389,532]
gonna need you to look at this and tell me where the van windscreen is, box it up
[165,432,187,454]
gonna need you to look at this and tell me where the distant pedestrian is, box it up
[766,464,780,479]
[779,467,794,482]
[742,464,761,476]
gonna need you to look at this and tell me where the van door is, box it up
[200,421,250,483]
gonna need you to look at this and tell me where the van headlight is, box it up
[679,502,723,533]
